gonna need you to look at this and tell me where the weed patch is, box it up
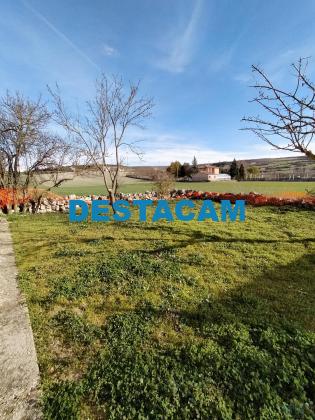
[44,317,315,419]
[52,310,104,345]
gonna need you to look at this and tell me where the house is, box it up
[198,164,220,175]
[191,164,231,181]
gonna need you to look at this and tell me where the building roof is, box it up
[198,164,218,168]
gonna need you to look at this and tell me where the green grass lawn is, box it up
[53,180,315,196]
[9,204,315,418]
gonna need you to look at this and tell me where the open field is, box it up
[52,178,315,196]
[9,204,315,418]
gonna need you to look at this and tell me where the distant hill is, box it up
[210,156,315,178]
[63,156,315,180]
[127,156,315,180]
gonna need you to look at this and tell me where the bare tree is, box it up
[0,91,75,211]
[242,58,315,161]
[28,140,79,212]
[0,92,51,195]
[49,75,154,203]
[0,151,7,188]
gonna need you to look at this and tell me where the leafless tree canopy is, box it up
[242,58,315,161]
[49,74,154,201]
[0,91,75,206]
[0,92,49,190]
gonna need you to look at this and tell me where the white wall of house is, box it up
[209,174,231,181]
[190,173,209,181]
[191,173,231,181]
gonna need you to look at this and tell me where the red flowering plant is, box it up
[0,188,30,211]
[170,190,315,209]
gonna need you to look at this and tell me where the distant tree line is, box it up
[166,156,199,178]
[228,158,261,180]
[165,157,262,181]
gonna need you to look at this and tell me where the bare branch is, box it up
[50,74,154,200]
[242,58,315,160]
[0,91,76,209]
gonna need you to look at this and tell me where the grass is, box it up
[9,203,315,419]
[53,180,315,196]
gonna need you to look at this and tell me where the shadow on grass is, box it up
[82,253,315,418]
[143,252,315,332]
[43,244,315,418]
[139,233,315,255]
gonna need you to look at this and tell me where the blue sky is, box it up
[1,0,315,165]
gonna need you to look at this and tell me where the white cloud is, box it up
[233,72,253,84]
[209,24,251,74]
[156,0,204,73]
[121,129,298,166]
[209,46,235,73]
[102,43,118,56]
[235,43,315,85]
[0,4,97,100]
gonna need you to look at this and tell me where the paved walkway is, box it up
[0,218,41,419]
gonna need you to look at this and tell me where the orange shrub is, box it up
[0,188,29,208]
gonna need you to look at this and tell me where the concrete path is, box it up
[0,218,41,419]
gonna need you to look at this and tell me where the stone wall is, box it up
[1,190,314,214]
[0,199,70,214]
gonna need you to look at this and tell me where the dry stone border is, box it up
[1,189,314,214]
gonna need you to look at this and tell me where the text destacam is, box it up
[69,199,246,223]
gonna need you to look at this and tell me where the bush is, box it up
[153,173,175,198]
